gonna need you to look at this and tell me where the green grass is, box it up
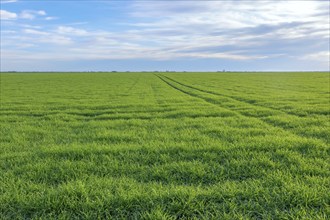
[0,72,329,219]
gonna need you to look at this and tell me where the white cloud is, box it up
[41,35,72,45]
[0,0,18,4]
[19,28,73,45]
[20,10,46,20]
[0,10,17,20]
[37,10,46,16]
[130,1,329,36]
[24,28,49,35]
[301,51,330,62]
[20,11,35,19]
[56,26,88,35]
[102,0,329,41]
[45,16,57,20]
[1,0,329,69]
[20,24,42,29]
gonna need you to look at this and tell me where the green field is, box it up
[0,72,329,219]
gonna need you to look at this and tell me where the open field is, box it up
[0,72,329,219]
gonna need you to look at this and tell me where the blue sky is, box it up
[1,0,329,71]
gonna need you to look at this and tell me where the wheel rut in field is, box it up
[155,74,327,144]
[160,75,310,118]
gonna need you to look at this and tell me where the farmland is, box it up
[0,72,329,219]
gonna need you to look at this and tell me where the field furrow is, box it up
[157,74,329,143]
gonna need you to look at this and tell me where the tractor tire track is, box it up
[161,75,316,118]
[155,74,327,144]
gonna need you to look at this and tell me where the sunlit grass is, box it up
[0,72,329,219]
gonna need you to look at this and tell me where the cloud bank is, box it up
[1,1,329,71]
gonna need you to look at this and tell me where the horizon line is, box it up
[1,71,329,73]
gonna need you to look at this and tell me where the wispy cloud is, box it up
[0,10,17,20]
[45,16,57,21]
[1,0,329,71]
[22,28,73,45]
[56,26,87,36]
[0,0,18,4]
[301,51,330,62]
[20,10,46,20]
[0,9,47,20]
